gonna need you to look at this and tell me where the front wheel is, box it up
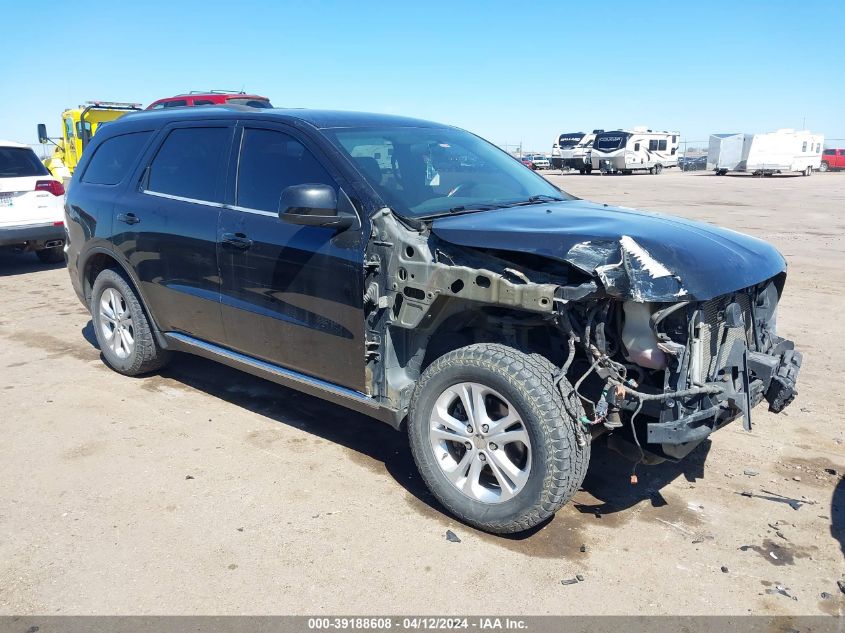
[819,161,829,173]
[408,344,589,534]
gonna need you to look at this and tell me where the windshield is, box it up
[328,126,571,218]
[558,133,585,149]
[0,147,49,178]
[594,132,630,151]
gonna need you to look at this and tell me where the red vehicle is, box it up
[146,91,273,110]
[519,157,536,170]
[820,148,845,172]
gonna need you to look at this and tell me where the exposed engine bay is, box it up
[362,207,802,464]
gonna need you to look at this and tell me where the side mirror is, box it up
[37,123,49,143]
[279,184,352,230]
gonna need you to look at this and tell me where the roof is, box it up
[116,105,449,131]
[0,139,30,148]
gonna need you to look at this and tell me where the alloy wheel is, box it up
[428,382,532,504]
[99,287,135,359]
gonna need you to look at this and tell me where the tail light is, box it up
[35,179,65,196]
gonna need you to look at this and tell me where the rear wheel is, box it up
[804,166,813,176]
[819,161,829,173]
[654,163,664,175]
[35,246,64,264]
[91,269,171,376]
[408,343,589,534]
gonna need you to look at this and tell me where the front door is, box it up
[217,124,366,392]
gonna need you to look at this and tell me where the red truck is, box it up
[146,91,272,110]
[820,148,845,172]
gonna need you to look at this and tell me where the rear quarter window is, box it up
[0,147,49,177]
[82,132,152,185]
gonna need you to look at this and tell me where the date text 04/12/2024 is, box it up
[307,618,528,630]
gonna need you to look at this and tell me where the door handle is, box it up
[221,232,254,250]
[117,212,140,225]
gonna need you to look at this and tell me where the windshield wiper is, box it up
[422,204,503,220]
[503,194,566,207]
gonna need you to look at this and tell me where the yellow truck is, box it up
[38,101,141,181]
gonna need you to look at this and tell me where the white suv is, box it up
[0,140,65,263]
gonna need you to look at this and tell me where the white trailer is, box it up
[709,129,824,176]
[707,133,745,173]
[551,130,601,173]
[590,127,680,174]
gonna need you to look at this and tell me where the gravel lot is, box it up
[1,169,843,615]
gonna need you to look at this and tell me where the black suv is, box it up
[65,106,802,533]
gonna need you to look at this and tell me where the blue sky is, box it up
[2,0,843,151]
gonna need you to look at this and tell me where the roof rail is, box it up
[174,90,248,96]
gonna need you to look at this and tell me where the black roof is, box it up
[115,105,447,131]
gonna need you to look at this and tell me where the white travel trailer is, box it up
[551,130,601,173]
[590,128,680,174]
[708,129,824,176]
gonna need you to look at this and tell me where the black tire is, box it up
[819,161,829,173]
[654,163,664,175]
[408,343,590,534]
[584,166,592,174]
[91,268,171,376]
[35,246,64,264]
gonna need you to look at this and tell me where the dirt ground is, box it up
[1,169,843,616]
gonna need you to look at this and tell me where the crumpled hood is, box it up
[431,199,786,302]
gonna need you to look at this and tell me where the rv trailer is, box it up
[707,133,745,173]
[551,130,601,173]
[590,127,680,174]
[709,129,824,176]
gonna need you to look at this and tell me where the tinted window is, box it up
[0,147,49,178]
[82,132,151,185]
[162,100,188,108]
[648,139,658,151]
[236,128,334,212]
[558,133,584,148]
[193,99,215,106]
[595,133,628,151]
[823,149,835,155]
[658,139,667,151]
[227,98,272,108]
[147,127,229,201]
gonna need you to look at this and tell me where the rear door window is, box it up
[82,132,152,185]
[147,127,230,202]
[0,147,49,178]
[236,128,335,212]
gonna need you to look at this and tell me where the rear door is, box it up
[112,122,234,342]
[217,122,366,391]
[0,146,62,228]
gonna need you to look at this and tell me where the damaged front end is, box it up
[365,202,802,465]
[579,278,802,462]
